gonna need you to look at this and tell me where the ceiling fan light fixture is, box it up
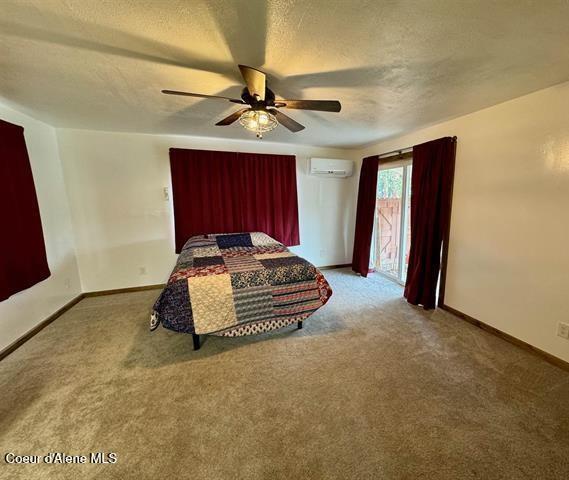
[239,109,278,138]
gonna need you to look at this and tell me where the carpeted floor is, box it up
[1,268,568,479]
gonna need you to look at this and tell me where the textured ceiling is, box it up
[1,0,569,148]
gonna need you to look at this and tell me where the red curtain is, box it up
[404,137,456,309]
[169,148,300,253]
[352,155,379,277]
[0,119,50,302]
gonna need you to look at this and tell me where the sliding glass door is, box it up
[370,162,412,285]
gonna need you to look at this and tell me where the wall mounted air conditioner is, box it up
[310,158,353,178]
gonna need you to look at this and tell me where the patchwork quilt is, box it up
[151,232,332,337]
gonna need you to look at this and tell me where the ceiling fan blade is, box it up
[276,99,341,112]
[272,109,305,133]
[238,65,266,101]
[215,108,249,126]
[162,90,244,103]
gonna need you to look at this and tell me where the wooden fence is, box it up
[373,198,410,276]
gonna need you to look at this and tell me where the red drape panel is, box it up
[352,155,380,277]
[169,148,299,253]
[237,152,300,246]
[404,137,456,309]
[0,119,50,302]
[170,149,241,252]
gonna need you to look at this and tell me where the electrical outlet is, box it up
[163,187,170,201]
[64,277,71,289]
[139,266,147,275]
[558,322,569,340]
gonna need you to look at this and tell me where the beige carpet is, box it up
[1,268,568,479]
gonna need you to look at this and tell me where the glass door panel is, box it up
[402,165,412,280]
[372,163,412,284]
[375,167,403,279]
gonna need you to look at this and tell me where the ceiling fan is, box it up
[162,65,341,138]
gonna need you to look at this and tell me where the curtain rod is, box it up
[377,136,457,159]
[378,147,412,159]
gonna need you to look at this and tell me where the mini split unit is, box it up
[310,158,354,178]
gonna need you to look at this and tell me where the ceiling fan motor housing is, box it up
[241,87,276,110]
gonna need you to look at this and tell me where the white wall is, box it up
[0,103,81,352]
[57,130,358,292]
[358,81,569,363]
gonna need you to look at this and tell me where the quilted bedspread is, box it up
[151,232,332,337]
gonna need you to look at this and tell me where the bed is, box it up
[150,232,332,349]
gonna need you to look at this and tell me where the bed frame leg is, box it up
[192,334,201,351]
[297,321,303,330]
